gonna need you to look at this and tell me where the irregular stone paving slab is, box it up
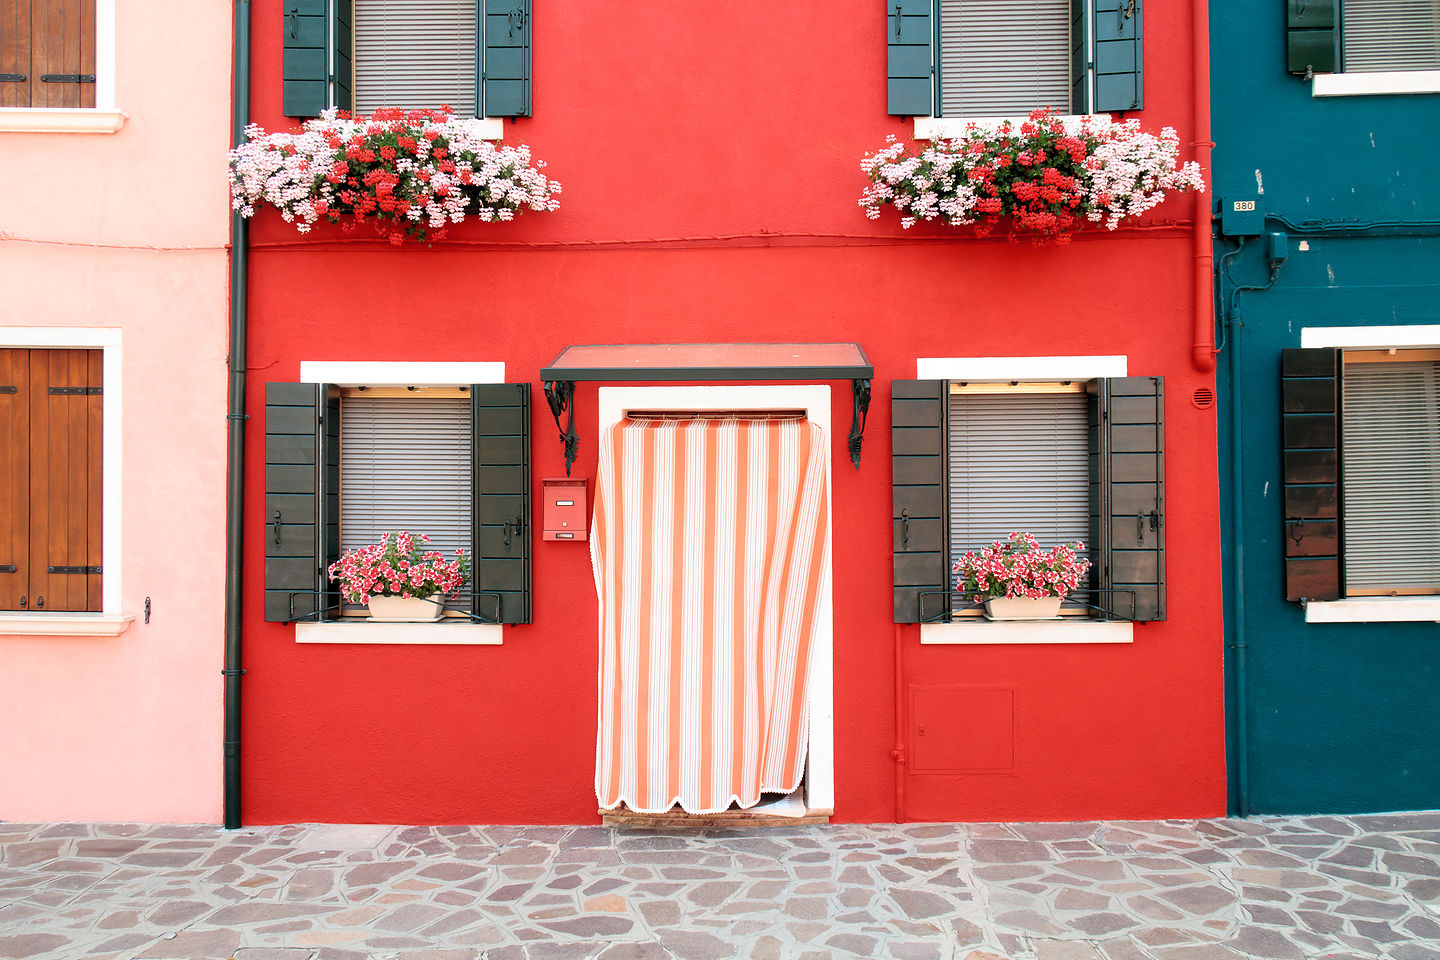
[2,814,1440,958]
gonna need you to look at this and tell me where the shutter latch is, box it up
[0,74,25,83]
[504,516,524,548]
[40,74,96,84]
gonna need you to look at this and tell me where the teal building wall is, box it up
[1212,3,1440,813]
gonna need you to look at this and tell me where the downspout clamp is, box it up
[223,0,251,830]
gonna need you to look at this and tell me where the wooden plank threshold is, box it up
[601,802,832,829]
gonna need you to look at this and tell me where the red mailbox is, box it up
[542,477,588,541]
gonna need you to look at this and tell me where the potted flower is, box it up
[953,532,1092,620]
[859,108,1205,242]
[328,531,469,622]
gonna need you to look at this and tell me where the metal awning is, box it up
[539,343,874,474]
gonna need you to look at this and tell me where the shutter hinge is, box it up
[0,564,16,573]
[0,385,16,394]
[48,565,102,575]
[48,386,102,395]
[40,74,96,84]
[0,74,25,83]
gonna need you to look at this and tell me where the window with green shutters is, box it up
[892,376,1165,623]
[887,0,1143,118]
[264,380,532,624]
[1287,0,1440,77]
[284,0,532,119]
[1281,348,1440,601]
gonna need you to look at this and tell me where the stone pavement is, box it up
[2,814,1439,960]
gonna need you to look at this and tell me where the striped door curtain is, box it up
[592,417,831,815]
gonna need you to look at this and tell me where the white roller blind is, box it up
[353,0,478,117]
[940,0,1072,117]
[340,395,473,564]
[948,391,1090,559]
[1342,358,1440,594]
[1342,0,1440,73]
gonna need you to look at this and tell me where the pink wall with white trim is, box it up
[0,2,232,822]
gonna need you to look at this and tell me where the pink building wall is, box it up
[0,2,232,821]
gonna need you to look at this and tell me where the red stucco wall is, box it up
[239,0,1225,824]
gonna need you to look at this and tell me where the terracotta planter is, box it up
[983,596,1062,621]
[366,594,445,622]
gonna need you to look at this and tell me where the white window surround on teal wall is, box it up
[915,355,1135,646]
[0,2,123,134]
[1312,70,1440,97]
[293,359,505,646]
[1298,325,1440,624]
[0,327,129,637]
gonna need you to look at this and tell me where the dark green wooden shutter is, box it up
[1070,0,1091,113]
[332,0,352,111]
[283,0,330,117]
[1287,0,1338,76]
[1281,349,1341,602]
[893,380,948,623]
[472,383,531,624]
[482,0,531,117]
[1092,0,1142,112]
[888,0,933,117]
[265,382,340,622]
[1096,376,1165,621]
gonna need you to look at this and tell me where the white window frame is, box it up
[596,384,836,816]
[916,355,1135,645]
[0,327,128,636]
[1298,327,1440,623]
[1311,2,1440,97]
[294,360,506,645]
[0,0,124,134]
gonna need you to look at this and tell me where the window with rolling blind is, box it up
[939,0,1072,118]
[340,392,472,567]
[1342,0,1440,73]
[353,0,478,117]
[888,0,1143,117]
[0,0,96,108]
[948,387,1089,557]
[0,348,102,614]
[1341,355,1440,595]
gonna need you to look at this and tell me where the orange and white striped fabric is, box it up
[591,416,830,815]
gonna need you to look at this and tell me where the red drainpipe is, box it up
[1192,0,1216,373]
[891,622,907,821]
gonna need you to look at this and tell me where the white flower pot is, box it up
[983,597,1063,621]
[366,594,445,622]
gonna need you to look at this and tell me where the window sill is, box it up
[1312,71,1440,98]
[295,620,504,645]
[914,114,1102,141]
[1303,597,1440,623]
[0,109,127,134]
[0,614,133,637]
[920,620,1133,645]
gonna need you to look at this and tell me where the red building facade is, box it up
[238,0,1224,824]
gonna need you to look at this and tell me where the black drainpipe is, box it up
[224,0,251,830]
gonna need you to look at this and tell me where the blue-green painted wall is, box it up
[1212,1,1440,814]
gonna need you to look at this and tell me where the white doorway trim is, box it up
[597,384,835,814]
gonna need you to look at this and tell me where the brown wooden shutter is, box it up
[1,0,96,109]
[0,349,29,610]
[1281,348,1342,602]
[1093,376,1166,622]
[893,380,949,623]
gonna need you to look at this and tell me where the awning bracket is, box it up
[543,379,579,476]
[849,378,871,470]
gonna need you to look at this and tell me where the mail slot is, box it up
[542,477,588,541]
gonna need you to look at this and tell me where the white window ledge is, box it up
[921,620,1134,645]
[1304,597,1440,623]
[0,109,127,134]
[914,114,1103,141]
[0,614,133,637]
[296,621,504,645]
[1312,71,1440,98]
